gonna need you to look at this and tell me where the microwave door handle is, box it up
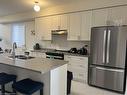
[103,30,107,63]
[106,30,111,63]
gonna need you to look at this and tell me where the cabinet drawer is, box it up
[65,55,88,60]
[30,52,46,58]
[72,67,87,77]
[72,62,88,69]
[65,56,88,63]
[71,64,88,72]
[67,61,88,67]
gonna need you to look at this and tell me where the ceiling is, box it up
[0,0,83,17]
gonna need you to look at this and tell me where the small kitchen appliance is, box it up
[33,43,41,50]
[77,46,88,55]
[69,48,78,53]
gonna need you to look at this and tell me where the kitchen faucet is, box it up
[12,42,17,59]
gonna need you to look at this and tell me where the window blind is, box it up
[12,24,25,47]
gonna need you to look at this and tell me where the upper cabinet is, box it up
[92,6,127,27]
[51,15,60,30]
[81,11,92,41]
[68,12,81,40]
[68,11,92,41]
[51,14,68,30]
[35,12,92,41]
[60,14,68,30]
[35,16,52,41]
[35,14,68,41]
[92,8,109,27]
[108,6,127,26]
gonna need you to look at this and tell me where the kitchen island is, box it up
[0,54,67,95]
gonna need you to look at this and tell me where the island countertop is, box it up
[0,54,68,74]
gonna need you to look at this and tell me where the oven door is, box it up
[46,52,64,60]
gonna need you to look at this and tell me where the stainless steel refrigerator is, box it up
[88,26,127,94]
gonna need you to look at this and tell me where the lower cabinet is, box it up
[64,55,88,83]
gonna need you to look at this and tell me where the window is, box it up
[12,24,25,47]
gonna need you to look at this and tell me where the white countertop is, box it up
[0,54,67,74]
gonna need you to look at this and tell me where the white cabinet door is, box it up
[35,17,52,41]
[60,14,68,30]
[92,8,109,27]
[68,12,81,40]
[108,6,127,26]
[81,11,92,41]
[51,14,68,30]
[35,18,43,41]
[51,15,60,30]
[41,17,52,40]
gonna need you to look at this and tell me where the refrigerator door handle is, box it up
[90,65,124,73]
[106,30,111,63]
[103,30,107,63]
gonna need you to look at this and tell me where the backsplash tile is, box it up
[37,35,90,53]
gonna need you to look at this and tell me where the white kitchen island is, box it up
[0,54,67,95]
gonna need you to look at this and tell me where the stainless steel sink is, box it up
[8,55,35,60]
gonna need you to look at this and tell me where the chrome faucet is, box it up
[12,42,17,59]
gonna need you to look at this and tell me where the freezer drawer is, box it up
[89,65,125,93]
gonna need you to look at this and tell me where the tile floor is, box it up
[70,81,124,95]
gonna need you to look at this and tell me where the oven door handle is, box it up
[46,55,64,59]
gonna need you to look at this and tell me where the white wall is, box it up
[25,21,36,50]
